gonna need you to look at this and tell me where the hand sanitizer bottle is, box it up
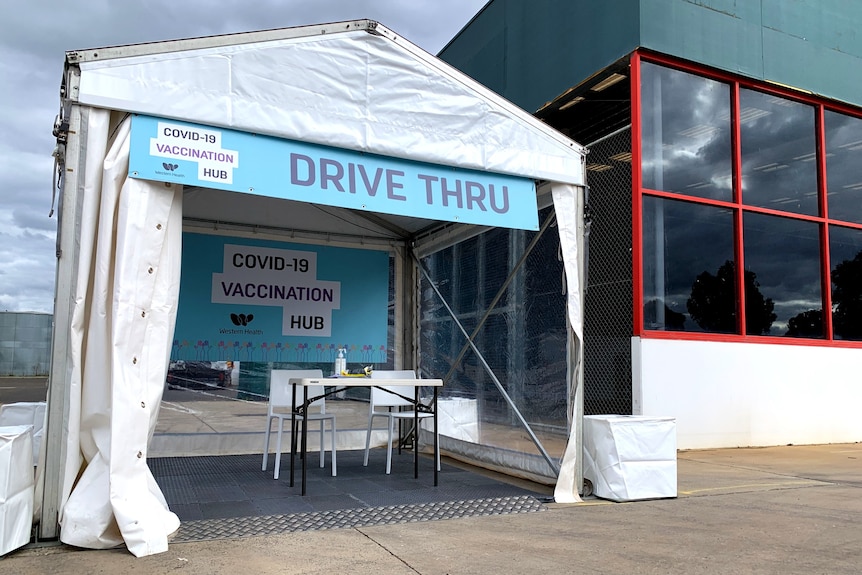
[335,348,346,375]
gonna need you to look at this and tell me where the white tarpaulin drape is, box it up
[551,183,584,504]
[58,111,183,556]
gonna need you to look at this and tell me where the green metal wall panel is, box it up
[758,0,862,105]
[640,0,862,106]
[761,26,862,105]
[444,0,862,112]
[762,0,862,57]
[440,0,641,112]
[439,0,507,103]
[639,0,764,78]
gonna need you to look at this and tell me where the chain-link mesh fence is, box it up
[583,127,634,416]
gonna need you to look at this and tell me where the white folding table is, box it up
[288,377,444,495]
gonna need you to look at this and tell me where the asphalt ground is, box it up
[0,376,47,404]
[4,441,861,574]
[3,377,861,573]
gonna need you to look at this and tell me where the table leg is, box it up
[289,384,296,487]
[433,387,439,486]
[301,385,308,496]
[414,386,419,479]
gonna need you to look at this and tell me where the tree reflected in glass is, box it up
[786,309,823,337]
[832,251,862,340]
[686,260,776,335]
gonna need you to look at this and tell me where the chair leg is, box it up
[386,416,395,475]
[273,418,284,480]
[330,418,337,477]
[262,416,271,471]
[318,420,325,468]
[363,416,374,467]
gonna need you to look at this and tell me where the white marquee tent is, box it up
[42,20,587,556]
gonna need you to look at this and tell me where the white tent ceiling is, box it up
[181,186,439,241]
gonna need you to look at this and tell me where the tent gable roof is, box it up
[68,20,584,186]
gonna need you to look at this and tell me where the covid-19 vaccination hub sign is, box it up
[171,233,390,365]
[128,115,539,230]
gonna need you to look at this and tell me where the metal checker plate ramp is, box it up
[172,495,546,542]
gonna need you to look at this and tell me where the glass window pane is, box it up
[743,213,822,337]
[740,89,818,215]
[643,197,736,333]
[825,110,862,224]
[829,225,862,340]
[640,62,732,201]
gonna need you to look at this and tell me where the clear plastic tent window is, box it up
[418,206,568,481]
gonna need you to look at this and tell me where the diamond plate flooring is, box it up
[151,449,549,542]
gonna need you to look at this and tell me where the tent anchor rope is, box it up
[413,251,561,477]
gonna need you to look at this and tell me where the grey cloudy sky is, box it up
[0,0,488,313]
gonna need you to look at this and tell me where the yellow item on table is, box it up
[339,366,373,377]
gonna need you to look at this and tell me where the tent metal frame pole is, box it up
[412,251,561,476]
[40,102,87,540]
[441,211,557,384]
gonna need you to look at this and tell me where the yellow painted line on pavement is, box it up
[679,479,824,496]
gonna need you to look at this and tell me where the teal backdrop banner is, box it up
[129,114,539,230]
[172,233,390,365]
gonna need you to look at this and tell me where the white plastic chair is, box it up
[363,369,440,474]
[262,369,336,479]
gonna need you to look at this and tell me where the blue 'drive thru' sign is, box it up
[128,114,539,230]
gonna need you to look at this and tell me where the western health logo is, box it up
[230,313,254,326]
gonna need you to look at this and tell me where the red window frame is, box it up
[631,49,862,348]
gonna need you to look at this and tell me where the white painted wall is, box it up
[632,337,862,449]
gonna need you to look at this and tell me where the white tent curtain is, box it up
[58,110,183,556]
[551,183,584,504]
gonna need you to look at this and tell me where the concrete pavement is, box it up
[4,441,861,574]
